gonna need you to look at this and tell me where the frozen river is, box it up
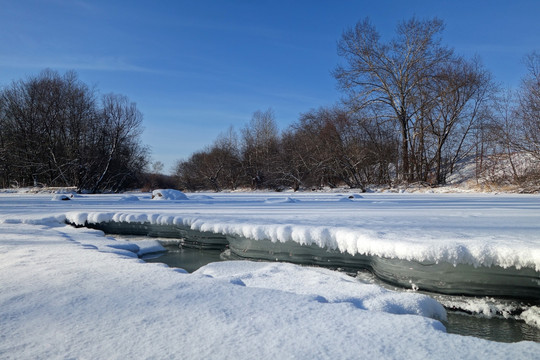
[1,190,539,359]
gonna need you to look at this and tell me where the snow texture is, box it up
[1,191,539,359]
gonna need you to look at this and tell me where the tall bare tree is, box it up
[334,17,453,182]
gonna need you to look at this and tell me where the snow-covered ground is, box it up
[1,191,539,359]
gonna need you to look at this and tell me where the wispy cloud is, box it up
[0,54,157,73]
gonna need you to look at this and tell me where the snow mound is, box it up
[52,194,72,201]
[151,189,188,200]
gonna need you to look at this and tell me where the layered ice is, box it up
[57,192,540,273]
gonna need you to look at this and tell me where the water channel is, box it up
[119,236,540,344]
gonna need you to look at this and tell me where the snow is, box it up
[521,307,540,328]
[118,194,140,201]
[264,196,299,203]
[151,188,188,200]
[51,194,71,201]
[1,191,539,359]
[132,239,167,256]
[196,261,447,319]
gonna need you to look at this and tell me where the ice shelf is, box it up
[69,219,540,301]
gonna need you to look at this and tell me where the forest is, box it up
[1,18,539,192]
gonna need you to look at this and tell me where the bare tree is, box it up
[241,109,280,188]
[277,129,311,191]
[214,127,243,189]
[517,52,540,160]
[484,52,540,188]
[90,93,145,193]
[0,94,10,187]
[334,17,453,182]
[422,57,493,184]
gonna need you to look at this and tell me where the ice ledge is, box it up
[64,210,540,272]
[64,211,540,301]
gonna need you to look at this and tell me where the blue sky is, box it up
[1,0,539,173]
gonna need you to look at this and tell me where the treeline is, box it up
[175,18,540,192]
[0,70,148,192]
[2,18,537,193]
